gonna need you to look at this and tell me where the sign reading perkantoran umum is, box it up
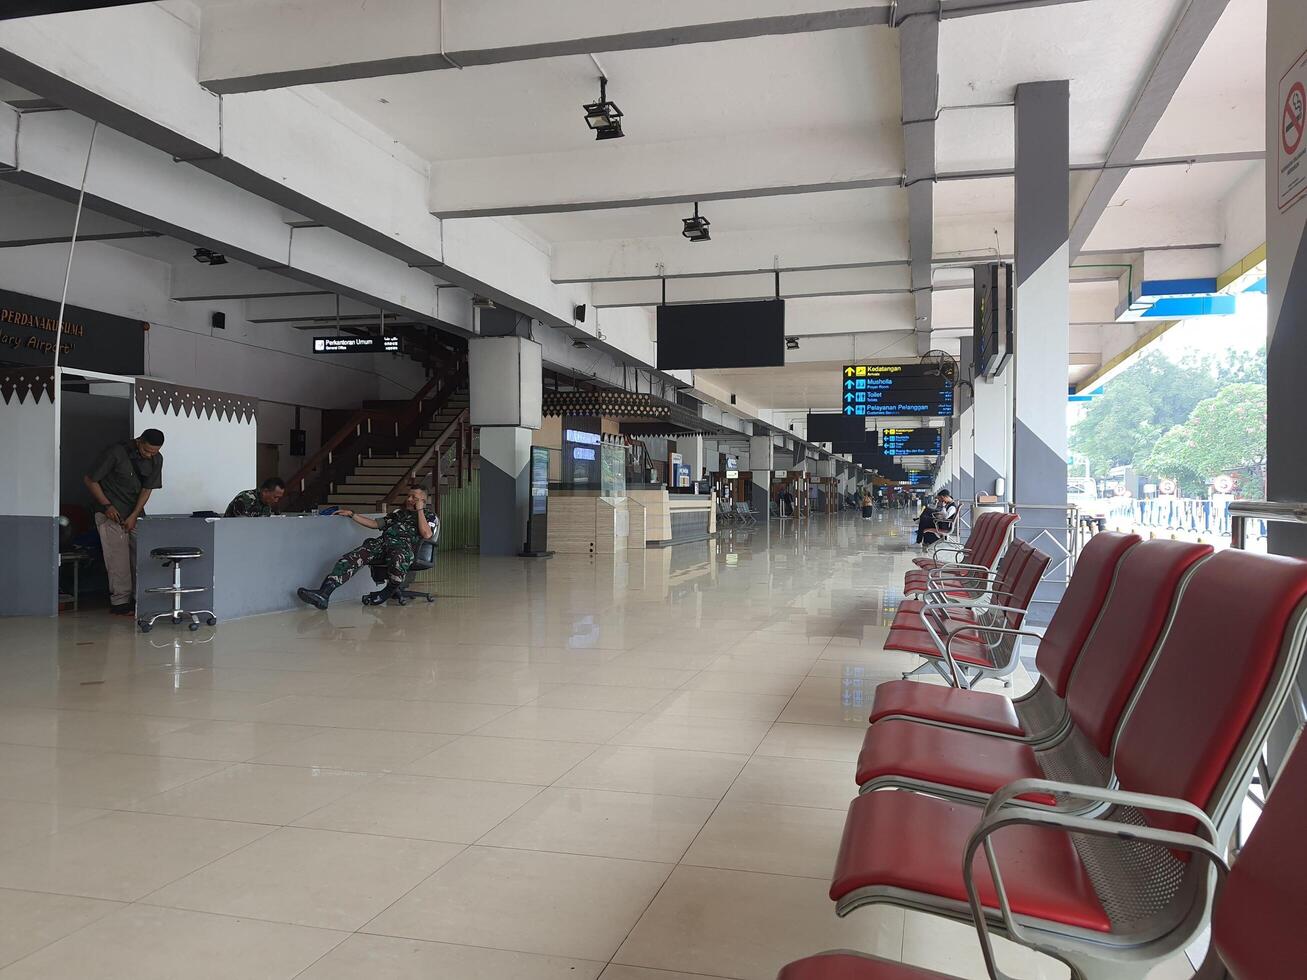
[0,289,146,375]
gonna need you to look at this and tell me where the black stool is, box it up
[365,537,437,606]
[138,547,217,633]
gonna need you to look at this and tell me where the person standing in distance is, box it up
[84,429,164,616]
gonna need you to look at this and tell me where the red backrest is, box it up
[974,512,1018,569]
[963,513,996,564]
[1033,532,1142,698]
[1113,550,1307,836]
[1002,543,1050,628]
[1212,736,1307,978]
[992,540,1031,597]
[1064,540,1211,752]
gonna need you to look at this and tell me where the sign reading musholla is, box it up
[0,289,146,375]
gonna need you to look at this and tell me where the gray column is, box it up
[957,339,975,506]
[478,427,531,556]
[749,434,773,515]
[972,369,1009,501]
[1013,80,1071,620]
[1267,0,1307,771]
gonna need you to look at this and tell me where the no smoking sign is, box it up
[1280,50,1307,212]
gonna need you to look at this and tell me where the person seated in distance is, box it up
[915,488,958,548]
[224,477,286,517]
[297,486,436,609]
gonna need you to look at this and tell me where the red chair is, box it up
[903,512,1018,598]
[780,732,1307,980]
[827,550,1307,980]
[857,539,1211,803]
[871,533,1152,739]
[887,541,1050,688]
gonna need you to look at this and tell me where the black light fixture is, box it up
[681,202,711,243]
[785,337,800,351]
[193,247,227,266]
[582,77,624,140]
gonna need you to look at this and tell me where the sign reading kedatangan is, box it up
[313,335,400,354]
[1279,46,1307,212]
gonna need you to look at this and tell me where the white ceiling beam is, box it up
[590,265,912,308]
[171,262,331,302]
[896,0,939,357]
[2,1,149,19]
[199,0,895,94]
[431,132,902,219]
[551,224,908,284]
[1068,0,1233,255]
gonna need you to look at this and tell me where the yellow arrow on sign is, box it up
[844,366,855,377]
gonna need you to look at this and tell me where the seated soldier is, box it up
[297,486,436,609]
[224,477,286,517]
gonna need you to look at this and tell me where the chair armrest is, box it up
[960,779,1227,980]
[937,623,1038,687]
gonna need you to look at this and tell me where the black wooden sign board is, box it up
[0,289,145,376]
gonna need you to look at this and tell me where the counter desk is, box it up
[135,514,383,622]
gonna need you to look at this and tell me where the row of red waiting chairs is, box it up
[779,524,1307,980]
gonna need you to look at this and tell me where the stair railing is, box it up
[378,408,471,514]
[284,354,465,511]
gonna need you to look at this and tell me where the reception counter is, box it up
[135,514,382,622]
[625,489,715,547]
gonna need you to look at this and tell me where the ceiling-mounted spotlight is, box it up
[582,76,624,140]
[192,247,227,266]
[571,338,590,349]
[785,337,800,351]
[471,296,497,309]
[682,202,711,243]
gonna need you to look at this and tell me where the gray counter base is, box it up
[136,515,384,623]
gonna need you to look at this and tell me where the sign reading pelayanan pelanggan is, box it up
[0,289,145,375]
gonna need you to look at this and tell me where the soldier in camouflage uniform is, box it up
[297,486,437,609]
[223,478,286,517]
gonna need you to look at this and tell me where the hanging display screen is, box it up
[839,364,953,417]
[879,428,943,456]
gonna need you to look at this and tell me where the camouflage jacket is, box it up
[224,489,274,518]
[378,506,438,552]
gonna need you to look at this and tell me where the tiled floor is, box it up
[0,512,1189,979]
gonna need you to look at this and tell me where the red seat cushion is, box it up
[831,790,1110,933]
[891,600,977,632]
[868,680,1023,736]
[779,951,957,980]
[884,627,992,667]
[855,719,1051,803]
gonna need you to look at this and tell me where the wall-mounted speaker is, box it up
[211,312,226,330]
[574,304,586,323]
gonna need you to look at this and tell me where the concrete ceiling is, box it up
[0,0,1267,422]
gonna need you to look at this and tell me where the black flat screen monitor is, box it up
[806,412,866,444]
[657,300,785,370]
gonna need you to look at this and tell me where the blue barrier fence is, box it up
[1106,498,1267,539]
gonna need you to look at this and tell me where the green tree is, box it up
[1070,351,1217,476]
[1142,383,1267,499]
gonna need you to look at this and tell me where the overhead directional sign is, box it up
[840,364,953,417]
[314,335,401,354]
[879,427,942,456]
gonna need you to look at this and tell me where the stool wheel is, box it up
[205,615,217,626]
[424,595,435,604]
[138,620,153,633]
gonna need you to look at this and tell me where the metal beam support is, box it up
[1069,0,1233,255]
[896,0,940,356]
[1,1,148,19]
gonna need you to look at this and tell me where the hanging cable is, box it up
[52,121,99,378]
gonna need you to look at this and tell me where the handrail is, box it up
[1230,500,1307,549]
[378,407,469,509]
[284,356,463,505]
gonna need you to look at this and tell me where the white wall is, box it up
[0,395,56,516]
[255,400,323,481]
[0,240,428,410]
[134,400,256,515]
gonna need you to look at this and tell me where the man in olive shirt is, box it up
[84,429,165,615]
[224,477,286,517]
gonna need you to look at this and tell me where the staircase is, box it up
[324,387,469,509]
